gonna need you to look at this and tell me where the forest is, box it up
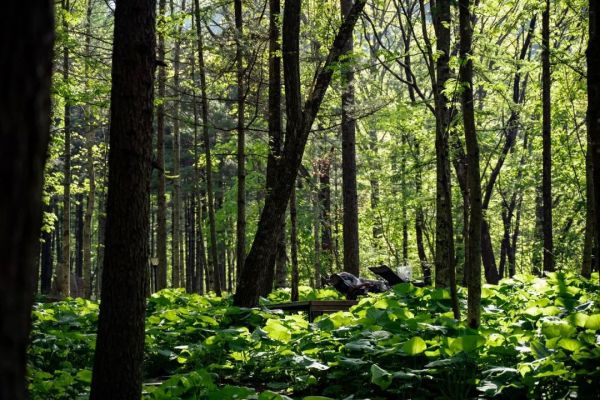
[1,0,600,398]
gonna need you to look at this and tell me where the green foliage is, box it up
[29,273,600,399]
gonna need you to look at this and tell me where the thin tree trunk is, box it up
[170,0,184,288]
[341,0,360,277]
[542,0,554,272]
[41,202,54,295]
[0,1,53,395]
[318,155,333,272]
[460,0,480,328]
[89,0,155,396]
[82,0,95,299]
[194,0,222,295]
[274,219,288,288]
[234,0,246,283]
[588,0,600,285]
[582,142,595,277]
[432,0,455,295]
[290,184,299,301]
[57,0,72,298]
[313,166,322,287]
[156,0,168,290]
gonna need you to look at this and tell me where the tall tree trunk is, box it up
[431,0,455,294]
[233,0,367,306]
[290,184,299,301]
[542,0,554,272]
[588,0,600,285]
[341,0,360,277]
[264,0,285,289]
[191,51,207,294]
[274,219,288,288]
[57,0,72,298]
[235,0,246,283]
[156,0,168,290]
[0,1,53,396]
[170,0,184,288]
[82,0,95,299]
[459,0,479,328]
[95,191,106,297]
[194,0,222,295]
[89,0,155,396]
[76,194,84,282]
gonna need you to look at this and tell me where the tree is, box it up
[89,0,155,397]
[156,0,168,290]
[589,0,600,284]
[541,0,554,273]
[459,0,481,328]
[235,0,246,284]
[194,0,222,296]
[56,0,72,298]
[0,2,53,398]
[341,0,360,276]
[233,0,367,307]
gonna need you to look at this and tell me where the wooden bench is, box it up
[265,300,358,322]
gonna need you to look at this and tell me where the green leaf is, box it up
[585,314,600,330]
[263,319,291,343]
[402,336,427,355]
[558,338,582,352]
[371,364,392,389]
[75,369,92,383]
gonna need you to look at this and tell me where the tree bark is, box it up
[235,0,246,283]
[431,0,455,293]
[194,0,222,295]
[57,0,72,298]
[170,0,184,288]
[156,0,168,290]
[542,0,554,272]
[0,1,53,396]
[588,0,600,285]
[89,0,155,397]
[233,0,367,306]
[341,0,360,277]
[290,184,299,301]
[459,0,480,328]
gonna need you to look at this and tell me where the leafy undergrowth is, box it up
[29,273,600,399]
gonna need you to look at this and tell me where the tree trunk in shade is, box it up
[89,0,155,397]
[156,0,168,290]
[340,0,360,277]
[588,0,600,285]
[0,1,53,396]
[459,0,479,327]
[541,0,554,273]
[290,184,299,301]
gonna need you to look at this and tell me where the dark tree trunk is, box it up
[194,0,222,295]
[156,0,168,290]
[290,184,299,301]
[170,0,184,289]
[431,0,455,292]
[233,0,367,306]
[89,0,155,397]
[509,197,523,277]
[313,166,322,287]
[274,219,288,288]
[76,194,84,281]
[264,0,285,289]
[589,0,600,285]
[57,0,72,298]
[583,142,595,278]
[318,155,333,271]
[459,0,480,328]
[0,1,53,396]
[95,191,106,297]
[341,0,360,277]
[235,0,246,282]
[41,201,55,294]
[542,0,555,272]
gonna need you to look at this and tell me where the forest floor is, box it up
[29,273,600,399]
